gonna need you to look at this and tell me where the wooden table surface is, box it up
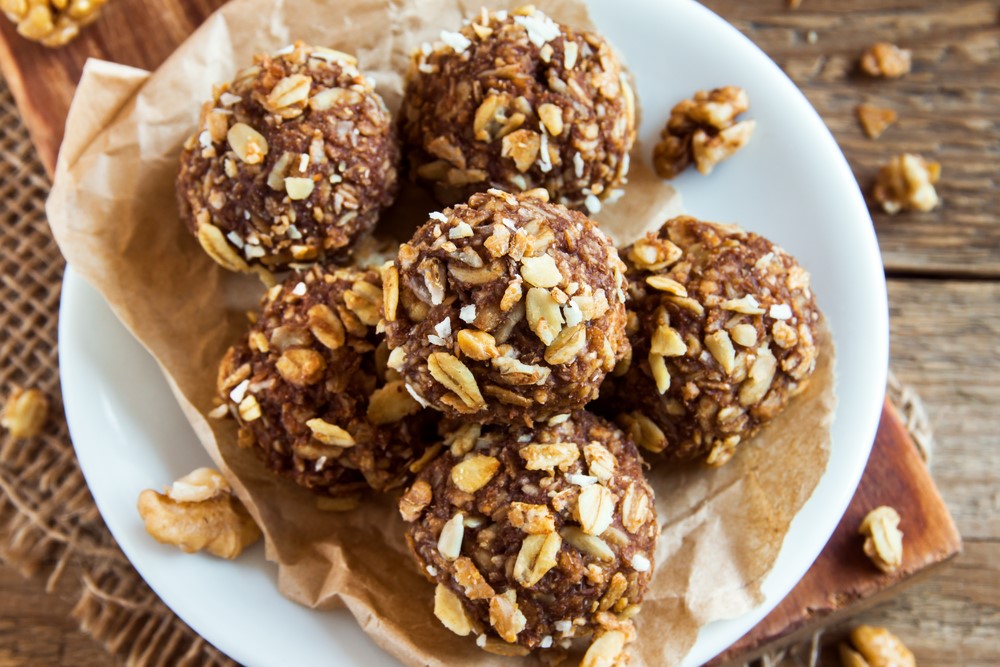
[0,0,998,665]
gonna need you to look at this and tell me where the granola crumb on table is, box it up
[399,5,636,213]
[216,264,438,497]
[652,86,755,180]
[872,153,941,214]
[384,188,630,426]
[601,216,821,465]
[859,42,912,78]
[856,103,898,140]
[2,0,110,47]
[177,41,399,278]
[401,411,657,656]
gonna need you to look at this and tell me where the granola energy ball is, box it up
[216,264,437,497]
[400,411,658,654]
[400,6,636,212]
[177,42,399,278]
[605,216,821,465]
[384,189,629,425]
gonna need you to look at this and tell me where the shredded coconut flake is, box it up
[449,221,474,238]
[476,634,487,648]
[573,152,585,179]
[631,553,651,572]
[405,384,431,408]
[434,317,452,339]
[547,413,570,425]
[514,12,561,47]
[584,193,602,214]
[229,379,250,404]
[226,231,245,249]
[219,92,242,106]
[427,334,447,347]
[273,43,295,56]
[286,224,302,240]
[198,130,212,148]
[563,300,583,327]
[567,473,598,486]
[554,620,573,634]
[299,153,309,172]
[314,456,328,472]
[459,304,477,323]
[291,282,308,296]
[426,565,438,577]
[429,211,448,223]
[244,244,266,259]
[440,30,472,53]
[538,131,553,173]
[540,636,553,649]
[770,303,793,320]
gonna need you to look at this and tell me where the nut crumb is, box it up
[137,468,261,559]
[653,86,754,179]
[856,104,898,140]
[4,0,109,47]
[847,625,916,667]
[859,506,904,573]
[872,153,941,214]
[860,43,912,78]
[1,386,49,439]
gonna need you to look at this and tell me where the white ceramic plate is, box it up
[59,0,888,665]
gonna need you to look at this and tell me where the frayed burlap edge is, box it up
[0,69,933,666]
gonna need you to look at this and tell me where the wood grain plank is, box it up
[0,0,225,172]
[702,0,1000,276]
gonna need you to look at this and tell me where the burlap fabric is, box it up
[0,72,931,667]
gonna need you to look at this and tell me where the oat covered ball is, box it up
[216,264,437,497]
[384,189,629,425]
[400,5,636,212]
[400,411,658,654]
[604,216,821,465]
[177,42,399,277]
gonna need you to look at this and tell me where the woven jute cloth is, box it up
[0,72,932,667]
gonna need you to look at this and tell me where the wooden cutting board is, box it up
[0,0,961,663]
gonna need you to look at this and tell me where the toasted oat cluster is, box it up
[177,42,399,278]
[652,86,755,180]
[859,42,912,78]
[400,411,658,654]
[216,264,438,497]
[384,189,629,426]
[399,6,636,212]
[2,0,109,47]
[872,153,941,214]
[602,216,821,465]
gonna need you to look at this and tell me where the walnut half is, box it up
[652,86,755,179]
[872,153,941,214]
[137,468,261,559]
[858,505,904,573]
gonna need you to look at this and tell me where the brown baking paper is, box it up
[47,0,836,664]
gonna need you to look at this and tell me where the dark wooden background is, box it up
[0,0,997,665]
